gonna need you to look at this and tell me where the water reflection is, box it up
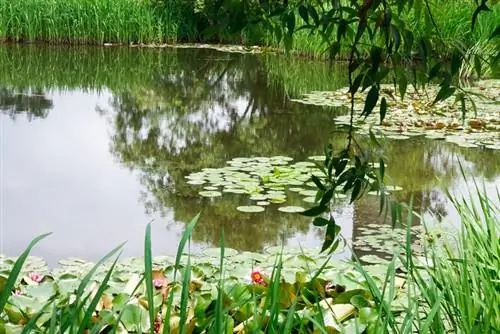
[0,44,498,263]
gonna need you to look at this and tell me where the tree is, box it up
[233,0,500,252]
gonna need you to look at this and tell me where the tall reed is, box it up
[0,0,177,44]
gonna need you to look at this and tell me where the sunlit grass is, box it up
[0,0,177,44]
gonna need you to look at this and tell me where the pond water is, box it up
[1,44,499,265]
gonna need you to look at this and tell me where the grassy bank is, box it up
[0,0,498,60]
[0,0,177,44]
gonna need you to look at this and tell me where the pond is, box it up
[1,44,499,266]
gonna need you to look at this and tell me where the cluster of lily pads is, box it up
[290,80,500,149]
[0,246,411,333]
[186,156,352,213]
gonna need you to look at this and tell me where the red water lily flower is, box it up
[250,268,268,286]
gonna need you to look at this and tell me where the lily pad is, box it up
[203,248,238,257]
[303,196,317,203]
[199,191,222,198]
[236,205,265,213]
[299,190,317,197]
[278,206,306,213]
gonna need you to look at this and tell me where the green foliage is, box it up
[0,0,177,44]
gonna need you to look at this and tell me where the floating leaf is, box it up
[278,206,306,213]
[303,196,316,203]
[203,248,238,257]
[299,190,317,197]
[236,206,265,213]
[249,194,268,201]
[198,191,222,198]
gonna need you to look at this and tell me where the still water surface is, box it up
[1,45,499,265]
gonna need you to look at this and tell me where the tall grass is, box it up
[355,184,500,333]
[0,0,177,44]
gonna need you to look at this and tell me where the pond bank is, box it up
[1,0,499,60]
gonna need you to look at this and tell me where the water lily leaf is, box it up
[222,188,246,194]
[359,255,387,264]
[236,206,265,213]
[278,206,306,213]
[386,135,410,140]
[308,155,326,161]
[256,201,270,206]
[203,248,238,257]
[303,196,317,203]
[187,180,205,185]
[385,185,403,192]
[198,191,222,198]
[299,190,317,197]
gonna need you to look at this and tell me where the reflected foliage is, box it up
[1,44,499,252]
[0,88,52,120]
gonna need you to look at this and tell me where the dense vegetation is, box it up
[1,0,499,332]
[0,0,499,60]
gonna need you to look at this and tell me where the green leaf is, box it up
[298,5,309,24]
[489,25,500,40]
[391,24,401,51]
[474,55,482,78]
[362,85,379,118]
[144,222,155,334]
[321,220,340,252]
[308,5,319,25]
[451,51,462,75]
[379,97,387,124]
[300,205,328,217]
[428,62,441,81]
[350,179,362,203]
[433,84,456,104]
[286,12,296,33]
[313,217,330,227]
[311,174,326,191]
[472,1,491,31]
[320,188,335,206]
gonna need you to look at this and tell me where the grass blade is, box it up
[144,221,155,334]
[77,254,121,334]
[0,232,51,313]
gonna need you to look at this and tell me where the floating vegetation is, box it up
[236,205,265,213]
[198,190,222,198]
[278,206,306,213]
[290,80,500,148]
[187,156,404,212]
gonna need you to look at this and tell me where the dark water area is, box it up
[1,44,499,265]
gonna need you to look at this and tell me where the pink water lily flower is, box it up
[325,282,335,293]
[29,272,43,283]
[12,289,23,296]
[152,278,164,289]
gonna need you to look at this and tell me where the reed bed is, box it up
[1,0,498,60]
[0,0,177,44]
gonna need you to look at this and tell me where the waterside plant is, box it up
[1,183,498,333]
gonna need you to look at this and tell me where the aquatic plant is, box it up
[0,0,177,44]
[291,81,500,149]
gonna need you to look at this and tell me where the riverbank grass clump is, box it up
[0,0,177,44]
